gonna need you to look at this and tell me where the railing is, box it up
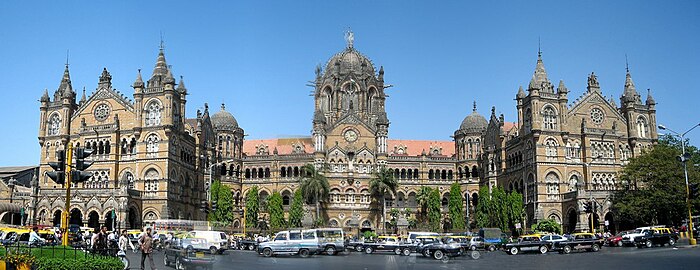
[2,242,122,261]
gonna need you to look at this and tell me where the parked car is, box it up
[634,227,678,248]
[315,228,345,255]
[362,236,403,255]
[622,227,656,246]
[188,231,229,254]
[257,230,322,258]
[552,233,604,254]
[605,231,631,247]
[541,234,568,249]
[504,235,549,255]
[407,232,440,244]
[422,237,478,260]
[468,236,487,251]
[164,237,215,270]
[411,236,442,256]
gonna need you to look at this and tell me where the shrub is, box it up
[35,257,124,270]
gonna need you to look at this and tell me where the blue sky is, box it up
[1,0,699,166]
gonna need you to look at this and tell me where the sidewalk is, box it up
[674,238,699,248]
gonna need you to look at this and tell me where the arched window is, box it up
[145,100,162,126]
[568,175,579,192]
[471,166,478,178]
[282,195,290,206]
[545,172,560,200]
[146,134,159,157]
[545,138,558,160]
[636,116,648,138]
[47,114,61,136]
[144,169,160,196]
[124,172,135,189]
[524,108,532,132]
[542,105,557,130]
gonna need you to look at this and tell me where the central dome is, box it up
[459,102,487,133]
[211,103,239,131]
[324,47,376,76]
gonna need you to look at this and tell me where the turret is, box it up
[132,69,144,129]
[98,68,112,89]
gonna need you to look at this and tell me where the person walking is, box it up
[119,229,136,252]
[138,228,157,270]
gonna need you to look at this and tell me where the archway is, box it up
[591,213,600,232]
[105,211,115,231]
[53,210,62,227]
[128,208,138,229]
[88,211,100,230]
[604,212,615,234]
[69,209,83,227]
[566,209,577,234]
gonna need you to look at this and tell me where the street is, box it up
[125,245,700,270]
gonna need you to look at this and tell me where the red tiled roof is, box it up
[503,122,518,132]
[243,138,314,155]
[387,139,454,157]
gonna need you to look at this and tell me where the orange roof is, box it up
[243,138,314,155]
[503,122,518,133]
[387,139,454,157]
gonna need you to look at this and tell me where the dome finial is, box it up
[345,28,354,48]
[473,101,477,112]
[221,103,226,111]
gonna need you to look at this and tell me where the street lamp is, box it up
[581,155,603,234]
[658,123,700,245]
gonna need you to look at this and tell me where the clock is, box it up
[344,129,358,142]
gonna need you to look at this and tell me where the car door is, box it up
[272,232,289,253]
[288,232,302,252]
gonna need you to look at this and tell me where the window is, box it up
[289,232,301,240]
[590,108,604,124]
[145,100,162,126]
[568,175,579,192]
[302,231,316,240]
[47,114,61,136]
[545,172,560,200]
[124,172,135,189]
[542,106,557,130]
[274,233,287,241]
[146,134,159,157]
[144,169,160,196]
[636,116,648,138]
[545,138,558,160]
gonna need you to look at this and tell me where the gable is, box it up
[566,91,627,132]
[71,86,135,122]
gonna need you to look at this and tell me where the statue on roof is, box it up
[345,29,354,48]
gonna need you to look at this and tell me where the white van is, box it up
[189,230,229,254]
[407,232,440,243]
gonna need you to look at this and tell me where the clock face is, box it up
[344,129,358,142]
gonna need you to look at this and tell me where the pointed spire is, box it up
[151,45,169,79]
[557,80,568,93]
[646,88,656,105]
[621,68,641,104]
[80,87,87,103]
[133,69,144,88]
[516,85,526,99]
[378,66,384,81]
[41,88,50,102]
[98,67,112,89]
[529,50,553,92]
[177,76,187,94]
[58,64,74,95]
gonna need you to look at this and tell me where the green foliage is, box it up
[300,164,330,224]
[268,191,286,230]
[370,166,399,229]
[448,183,466,230]
[475,186,524,232]
[209,180,234,225]
[288,189,304,228]
[363,230,378,240]
[389,208,401,232]
[533,218,562,234]
[613,137,700,228]
[245,186,259,229]
[35,257,124,270]
[427,188,441,232]
[416,186,432,222]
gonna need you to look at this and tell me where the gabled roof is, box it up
[71,86,135,121]
[387,139,454,157]
[243,138,314,156]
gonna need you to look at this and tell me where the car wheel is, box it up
[539,245,548,254]
[423,249,431,257]
[299,249,310,258]
[248,244,256,251]
[355,245,363,252]
[402,248,411,256]
[262,248,273,257]
[669,238,676,246]
[645,240,653,248]
[592,244,600,252]
[488,245,496,252]
[325,246,336,256]
[617,241,623,247]
[163,255,169,266]
[210,246,218,254]
[394,247,402,255]
[563,245,572,254]
[509,247,519,255]
[470,250,481,260]
[433,250,445,260]
[470,245,477,251]
[175,257,184,270]
[365,247,374,254]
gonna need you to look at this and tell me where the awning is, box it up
[0,202,22,213]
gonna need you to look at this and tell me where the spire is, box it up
[177,76,187,94]
[98,67,112,89]
[646,88,656,105]
[528,52,553,92]
[58,64,74,96]
[621,69,640,104]
[516,85,526,99]
[151,46,169,78]
[557,80,568,93]
[472,101,477,113]
[133,69,144,88]
[40,88,50,102]
[80,87,87,103]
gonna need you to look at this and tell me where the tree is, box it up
[245,186,259,229]
[427,188,441,232]
[533,218,562,234]
[268,191,286,230]
[475,186,525,233]
[369,166,399,231]
[208,180,221,222]
[505,190,524,233]
[288,189,304,228]
[300,164,329,225]
[208,180,234,225]
[612,136,700,229]
[389,208,400,233]
[416,186,432,222]
[448,183,466,230]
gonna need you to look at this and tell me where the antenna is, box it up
[538,37,541,57]
[65,50,70,67]
[159,32,165,50]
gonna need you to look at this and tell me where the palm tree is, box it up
[369,166,398,232]
[416,186,432,222]
[300,164,329,225]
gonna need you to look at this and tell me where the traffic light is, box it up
[200,200,210,213]
[690,183,700,200]
[47,150,66,185]
[592,201,598,213]
[678,153,692,163]
[72,147,94,183]
[211,201,218,212]
[584,202,592,213]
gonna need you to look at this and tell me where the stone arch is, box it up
[565,207,578,234]
[328,218,340,228]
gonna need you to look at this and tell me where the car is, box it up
[176,237,212,252]
[347,239,366,252]
[540,234,568,249]
[479,228,505,251]
[621,227,656,246]
[257,230,322,258]
[188,231,229,254]
[634,228,678,248]
[443,235,471,252]
[552,233,604,254]
[605,231,631,247]
[422,237,478,260]
[314,228,345,255]
[468,236,487,251]
[407,232,440,244]
[164,238,215,270]
[504,235,549,255]
[410,236,442,256]
[362,236,405,255]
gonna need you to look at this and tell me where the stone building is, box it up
[481,52,657,233]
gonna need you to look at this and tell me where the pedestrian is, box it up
[28,226,46,247]
[119,229,136,252]
[138,227,157,270]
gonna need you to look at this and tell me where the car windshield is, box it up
[633,229,643,233]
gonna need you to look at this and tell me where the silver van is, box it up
[315,228,345,255]
[258,229,322,257]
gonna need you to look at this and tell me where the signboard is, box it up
[604,220,609,226]
[515,223,521,229]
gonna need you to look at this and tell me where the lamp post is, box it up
[658,123,700,245]
[581,155,603,233]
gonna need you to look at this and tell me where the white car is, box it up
[622,227,653,246]
[188,230,229,254]
[541,234,568,245]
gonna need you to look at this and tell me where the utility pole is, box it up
[62,143,73,246]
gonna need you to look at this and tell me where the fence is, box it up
[2,242,121,261]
